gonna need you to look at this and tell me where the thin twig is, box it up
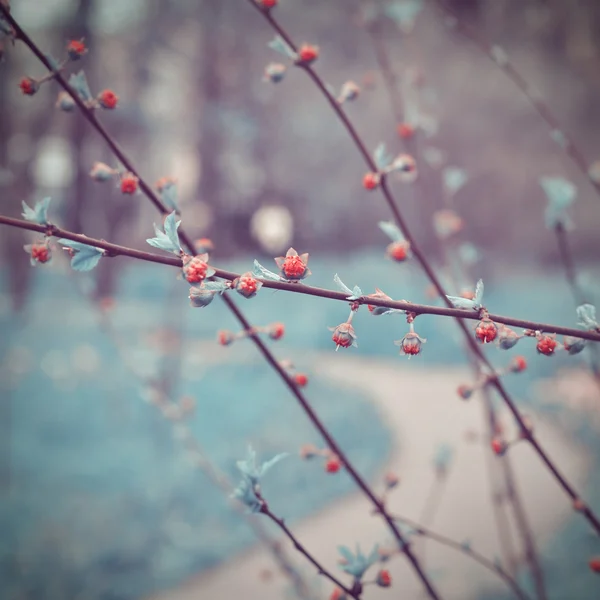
[554,223,600,391]
[431,0,600,203]
[390,514,532,600]
[5,215,600,342]
[260,504,358,598]
[0,9,439,598]
[244,0,600,535]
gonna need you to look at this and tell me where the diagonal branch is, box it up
[0,9,440,598]
[5,214,600,342]
[243,0,600,535]
[431,0,600,204]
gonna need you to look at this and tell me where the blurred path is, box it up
[149,355,590,600]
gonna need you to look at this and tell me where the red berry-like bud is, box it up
[509,355,527,373]
[234,272,262,299]
[97,89,118,109]
[396,331,426,357]
[217,330,235,346]
[384,471,399,489]
[275,248,310,281]
[491,438,507,456]
[26,241,52,265]
[183,255,209,284]
[386,241,410,262]
[19,77,39,96]
[298,44,319,64]
[258,0,278,7]
[329,322,356,350]
[475,318,498,344]
[294,373,309,387]
[457,384,473,400]
[268,322,285,340]
[536,334,558,356]
[376,569,392,587]
[325,455,342,473]
[66,39,87,60]
[120,172,139,195]
[397,123,415,139]
[329,588,346,600]
[589,557,600,573]
[363,172,380,190]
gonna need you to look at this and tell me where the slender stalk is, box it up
[5,215,600,342]
[554,223,600,391]
[244,0,600,535]
[0,10,440,598]
[363,21,545,591]
[260,504,358,598]
[431,0,600,203]
[391,514,532,600]
[60,264,317,600]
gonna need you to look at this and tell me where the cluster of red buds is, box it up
[299,444,343,474]
[88,162,140,195]
[363,153,418,191]
[24,239,52,266]
[217,322,285,347]
[18,39,87,98]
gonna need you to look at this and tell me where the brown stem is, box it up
[391,514,532,600]
[431,0,600,204]
[260,504,358,598]
[0,9,439,598]
[555,223,600,392]
[242,0,600,535]
[5,215,600,343]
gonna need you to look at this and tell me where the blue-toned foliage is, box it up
[252,259,282,282]
[22,197,51,225]
[58,239,104,271]
[446,279,484,310]
[146,212,182,255]
[268,35,296,60]
[443,167,468,196]
[333,273,362,300]
[378,221,404,243]
[373,143,393,171]
[68,70,93,102]
[337,544,379,580]
[577,304,598,330]
[540,176,576,230]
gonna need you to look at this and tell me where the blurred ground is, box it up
[149,357,591,600]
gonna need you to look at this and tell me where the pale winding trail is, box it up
[149,354,590,600]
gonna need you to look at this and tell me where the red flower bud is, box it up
[66,39,87,60]
[475,318,498,344]
[325,455,342,473]
[536,334,558,356]
[120,172,139,195]
[386,241,410,262]
[97,89,118,109]
[294,373,308,387]
[397,123,415,139]
[19,77,39,96]
[363,172,380,190]
[376,569,392,587]
[298,44,319,64]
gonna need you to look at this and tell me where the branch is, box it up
[5,215,600,342]
[260,504,358,598]
[431,0,600,204]
[0,9,438,597]
[244,0,600,536]
[390,514,532,600]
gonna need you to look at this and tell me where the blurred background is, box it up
[1,0,600,599]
